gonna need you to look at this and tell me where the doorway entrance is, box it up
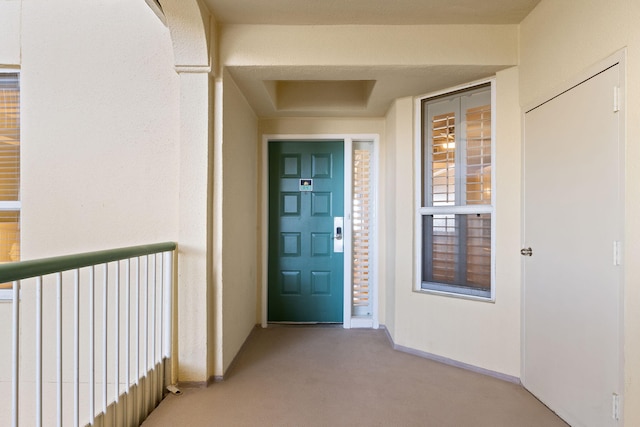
[268,140,345,322]
[262,135,379,327]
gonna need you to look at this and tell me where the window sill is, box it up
[416,282,494,303]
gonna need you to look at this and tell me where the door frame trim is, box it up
[261,134,380,329]
[521,49,626,421]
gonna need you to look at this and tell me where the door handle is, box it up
[335,226,342,241]
[521,247,533,256]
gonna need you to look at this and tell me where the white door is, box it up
[522,63,623,426]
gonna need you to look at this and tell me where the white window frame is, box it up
[414,79,496,302]
[0,69,21,301]
[348,139,378,327]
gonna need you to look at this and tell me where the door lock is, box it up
[333,217,344,253]
[520,247,533,256]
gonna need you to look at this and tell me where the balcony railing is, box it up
[0,242,177,427]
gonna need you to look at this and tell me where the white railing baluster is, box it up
[2,243,175,427]
[156,254,161,398]
[12,280,20,427]
[115,260,120,427]
[160,253,165,368]
[56,272,63,427]
[89,266,95,425]
[144,255,150,416]
[163,251,172,360]
[74,269,79,427]
[36,276,42,427]
[103,264,108,417]
[136,256,141,423]
[151,254,156,401]
[125,258,131,426]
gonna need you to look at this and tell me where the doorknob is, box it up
[521,247,533,256]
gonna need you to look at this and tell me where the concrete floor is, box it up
[143,326,568,427]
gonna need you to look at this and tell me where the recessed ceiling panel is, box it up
[228,65,510,118]
[265,80,375,111]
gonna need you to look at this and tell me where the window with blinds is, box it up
[419,83,493,299]
[0,71,21,293]
[352,142,373,316]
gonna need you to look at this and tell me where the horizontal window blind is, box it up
[352,145,373,316]
[0,211,19,262]
[465,213,491,288]
[465,104,491,205]
[423,214,491,290]
[0,73,20,202]
[431,112,456,206]
[429,214,457,284]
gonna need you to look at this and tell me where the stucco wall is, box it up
[18,1,180,257]
[520,0,640,423]
[386,68,522,378]
[382,102,398,336]
[220,70,259,374]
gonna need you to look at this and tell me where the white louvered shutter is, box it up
[352,143,373,316]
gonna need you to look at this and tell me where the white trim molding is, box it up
[261,134,380,329]
[381,326,520,384]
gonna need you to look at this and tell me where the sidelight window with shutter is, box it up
[0,71,21,297]
[417,82,494,299]
[352,142,374,317]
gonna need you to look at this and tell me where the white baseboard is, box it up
[379,325,521,385]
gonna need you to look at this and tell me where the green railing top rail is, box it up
[0,242,176,284]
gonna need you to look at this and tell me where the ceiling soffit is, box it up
[202,1,533,117]
[227,65,510,118]
[202,0,541,25]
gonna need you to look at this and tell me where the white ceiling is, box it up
[200,0,540,117]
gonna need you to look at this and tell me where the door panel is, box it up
[268,141,344,322]
[523,65,621,426]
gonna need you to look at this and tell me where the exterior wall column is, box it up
[160,0,214,384]
[175,70,212,383]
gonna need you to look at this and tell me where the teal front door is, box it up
[268,140,344,323]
